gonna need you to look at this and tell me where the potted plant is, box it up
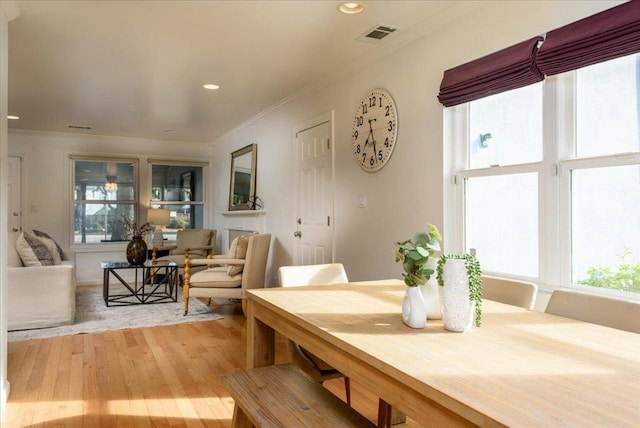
[394,224,442,328]
[121,215,154,265]
[436,254,482,332]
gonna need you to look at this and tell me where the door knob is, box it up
[12,211,19,216]
[294,231,302,238]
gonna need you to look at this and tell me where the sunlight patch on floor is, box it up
[5,397,232,425]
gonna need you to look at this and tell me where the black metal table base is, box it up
[101,261,178,307]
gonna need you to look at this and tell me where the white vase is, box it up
[440,258,474,332]
[402,285,426,329]
[420,258,442,320]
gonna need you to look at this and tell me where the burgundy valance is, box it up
[536,0,640,76]
[437,37,544,107]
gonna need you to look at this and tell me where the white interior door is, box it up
[294,119,333,265]
[7,156,22,233]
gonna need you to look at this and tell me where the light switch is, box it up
[358,194,367,208]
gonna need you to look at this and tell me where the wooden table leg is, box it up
[231,405,253,428]
[246,298,275,369]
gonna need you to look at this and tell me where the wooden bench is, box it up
[220,363,376,428]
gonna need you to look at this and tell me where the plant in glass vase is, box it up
[394,224,442,328]
[121,216,154,265]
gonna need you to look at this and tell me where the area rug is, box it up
[8,284,222,342]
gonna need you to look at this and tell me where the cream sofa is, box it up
[7,231,76,330]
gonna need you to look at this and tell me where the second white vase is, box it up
[440,258,474,332]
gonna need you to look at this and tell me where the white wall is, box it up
[210,1,619,287]
[8,130,212,283]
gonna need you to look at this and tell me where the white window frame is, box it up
[70,155,139,246]
[446,66,640,300]
[147,159,208,233]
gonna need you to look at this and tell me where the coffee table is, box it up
[101,260,178,306]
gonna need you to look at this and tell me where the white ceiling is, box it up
[8,0,470,143]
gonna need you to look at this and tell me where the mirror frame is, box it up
[228,144,257,211]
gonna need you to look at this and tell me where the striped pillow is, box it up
[16,232,55,267]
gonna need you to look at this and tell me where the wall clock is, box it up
[351,88,398,172]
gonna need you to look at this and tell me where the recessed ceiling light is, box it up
[203,84,220,90]
[7,115,19,120]
[339,2,364,14]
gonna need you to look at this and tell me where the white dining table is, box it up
[245,280,640,427]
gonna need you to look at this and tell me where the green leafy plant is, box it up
[436,254,483,327]
[578,247,640,293]
[394,224,442,286]
[121,215,153,239]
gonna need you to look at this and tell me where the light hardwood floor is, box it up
[4,302,419,427]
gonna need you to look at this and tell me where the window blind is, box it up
[437,37,543,107]
[536,0,640,76]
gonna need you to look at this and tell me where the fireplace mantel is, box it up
[219,210,267,249]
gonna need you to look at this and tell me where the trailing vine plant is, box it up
[436,254,483,327]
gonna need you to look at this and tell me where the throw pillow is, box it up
[16,232,55,267]
[37,236,62,265]
[32,229,64,260]
[226,233,254,276]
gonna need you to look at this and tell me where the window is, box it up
[566,53,640,294]
[468,83,543,169]
[149,162,206,241]
[466,173,538,277]
[450,53,640,296]
[457,83,543,278]
[72,158,138,244]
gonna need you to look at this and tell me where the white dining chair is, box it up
[545,288,640,334]
[277,264,351,402]
[278,263,396,428]
[481,275,538,310]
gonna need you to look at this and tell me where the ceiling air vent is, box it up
[356,24,399,43]
[68,125,92,130]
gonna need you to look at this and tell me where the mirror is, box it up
[228,144,257,211]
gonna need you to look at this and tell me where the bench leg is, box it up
[232,404,253,428]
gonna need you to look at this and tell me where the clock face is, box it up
[352,88,398,172]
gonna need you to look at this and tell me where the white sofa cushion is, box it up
[16,231,55,266]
